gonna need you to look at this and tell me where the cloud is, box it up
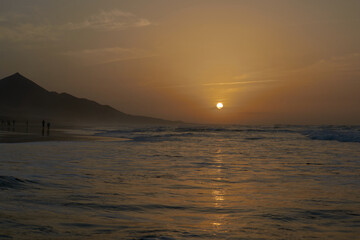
[308,53,360,74]
[160,79,276,89]
[64,10,151,31]
[0,24,57,42]
[201,80,277,86]
[0,9,151,42]
[62,47,155,65]
[0,12,56,42]
[281,52,360,79]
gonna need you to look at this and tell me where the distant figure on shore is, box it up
[12,120,15,131]
[42,120,45,136]
[26,120,29,132]
[7,120,11,131]
[47,122,51,136]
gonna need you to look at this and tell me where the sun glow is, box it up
[216,102,223,110]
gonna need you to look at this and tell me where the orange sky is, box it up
[0,0,359,124]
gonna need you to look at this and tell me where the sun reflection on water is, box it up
[210,148,227,231]
[213,189,225,203]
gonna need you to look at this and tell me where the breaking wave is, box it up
[303,129,360,143]
[93,125,360,143]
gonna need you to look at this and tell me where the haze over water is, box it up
[1,125,359,239]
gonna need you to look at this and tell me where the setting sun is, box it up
[216,102,223,110]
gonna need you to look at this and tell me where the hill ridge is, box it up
[0,73,177,125]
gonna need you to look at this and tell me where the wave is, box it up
[63,201,251,215]
[94,127,170,136]
[0,176,37,190]
[94,128,196,142]
[131,133,194,142]
[303,129,360,143]
[174,126,296,133]
[95,125,297,137]
[93,125,360,143]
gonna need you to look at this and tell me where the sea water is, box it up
[0,125,359,239]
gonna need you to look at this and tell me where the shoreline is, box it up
[0,127,131,143]
[0,128,92,143]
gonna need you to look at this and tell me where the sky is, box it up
[0,0,359,124]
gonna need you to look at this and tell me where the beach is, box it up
[0,130,79,143]
[0,123,121,143]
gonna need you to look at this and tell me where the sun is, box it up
[216,102,223,110]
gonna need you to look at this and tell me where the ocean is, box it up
[0,125,360,239]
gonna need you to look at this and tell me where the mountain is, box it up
[0,73,177,125]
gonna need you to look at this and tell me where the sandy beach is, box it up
[0,124,130,143]
[0,120,94,143]
[0,130,85,143]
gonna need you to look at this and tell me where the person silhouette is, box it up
[47,122,50,136]
[12,120,15,131]
[42,120,45,136]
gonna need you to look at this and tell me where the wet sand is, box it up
[0,126,129,143]
[0,129,88,143]
[0,121,94,143]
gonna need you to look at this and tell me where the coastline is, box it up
[0,126,130,143]
[0,128,90,143]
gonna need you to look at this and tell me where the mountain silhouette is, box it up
[0,73,177,124]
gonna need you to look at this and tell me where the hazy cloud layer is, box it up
[62,47,155,65]
[64,10,151,31]
[0,24,56,42]
[0,9,151,42]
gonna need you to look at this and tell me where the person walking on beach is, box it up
[42,120,45,136]
[47,122,51,136]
